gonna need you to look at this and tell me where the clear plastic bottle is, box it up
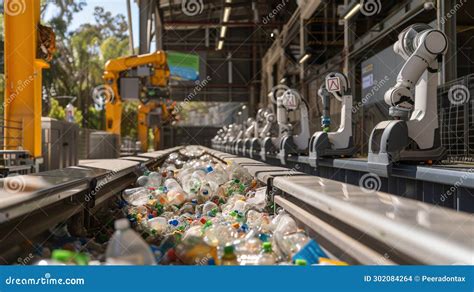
[278,231,310,257]
[147,171,162,187]
[181,174,202,196]
[205,165,229,185]
[106,219,157,265]
[256,242,276,265]
[136,171,150,187]
[123,187,151,207]
[146,216,168,236]
[202,201,219,217]
[164,178,187,205]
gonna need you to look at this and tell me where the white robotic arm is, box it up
[244,118,255,138]
[384,24,447,117]
[368,24,448,177]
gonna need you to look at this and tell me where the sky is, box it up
[44,0,141,47]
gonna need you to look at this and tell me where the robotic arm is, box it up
[259,111,276,138]
[308,72,355,167]
[368,24,448,177]
[103,51,172,152]
[384,24,447,119]
[319,84,331,133]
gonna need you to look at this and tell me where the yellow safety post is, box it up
[3,0,53,158]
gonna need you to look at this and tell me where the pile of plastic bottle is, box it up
[37,147,347,266]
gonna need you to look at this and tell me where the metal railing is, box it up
[0,119,23,151]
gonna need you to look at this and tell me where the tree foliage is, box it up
[42,1,131,133]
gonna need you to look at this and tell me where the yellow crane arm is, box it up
[102,51,170,150]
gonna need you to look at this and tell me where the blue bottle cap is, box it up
[203,190,209,195]
[191,199,198,205]
[169,219,179,226]
[206,166,214,173]
[207,258,216,265]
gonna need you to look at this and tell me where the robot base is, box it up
[249,138,261,158]
[277,136,308,165]
[235,139,244,155]
[368,120,446,177]
[259,137,277,161]
[308,132,356,168]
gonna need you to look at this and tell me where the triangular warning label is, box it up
[327,77,341,92]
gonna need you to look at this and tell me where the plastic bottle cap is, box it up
[169,219,179,226]
[262,242,272,252]
[203,190,209,195]
[115,218,130,230]
[259,233,268,242]
[295,259,307,266]
[223,245,234,255]
[206,166,214,173]
[52,250,89,265]
[207,258,216,265]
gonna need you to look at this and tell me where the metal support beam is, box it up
[438,0,458,82]
[126,0,135,54]
[139,0,152,54]
[154,1,164,50]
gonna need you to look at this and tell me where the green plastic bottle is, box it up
[221,245,238,266]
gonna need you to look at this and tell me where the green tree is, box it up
[42,2,129,131]
[48,98,66,120]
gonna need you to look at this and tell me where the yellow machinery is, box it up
[3,0,55,159]
[103,51,174,152]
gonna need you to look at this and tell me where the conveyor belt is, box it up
[0,147,182,262]
[0,146,472,265]
[217,148,474,212]
[205,147,474,265]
